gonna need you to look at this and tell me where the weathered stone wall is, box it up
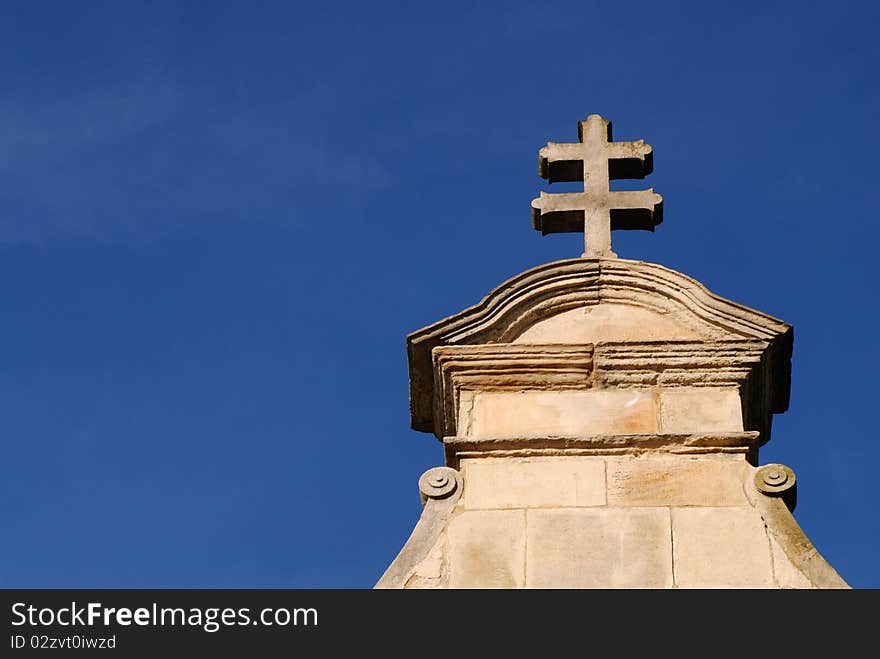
[401,454,812,589]
[457,387,743,438]
[377,259,845,589]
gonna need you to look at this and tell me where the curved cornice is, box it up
[407,258,793,434]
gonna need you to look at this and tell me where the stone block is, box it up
[404,536,446,589]
[526,508,672,588]
[465,389,657,437]
[607,455,748,507]
[447,510,526,588]
[769,535,813,589]
[659,388,743,433]
[462,457,606,509]
[512,304,701,344]
[672,507,774,588]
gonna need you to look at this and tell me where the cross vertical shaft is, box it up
[581,116,613,257]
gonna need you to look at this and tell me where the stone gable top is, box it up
[379,114,847,591]
[407,257,792,435]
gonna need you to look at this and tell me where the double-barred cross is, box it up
[531,114,663,258]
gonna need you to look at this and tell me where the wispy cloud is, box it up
[0,77,393,245]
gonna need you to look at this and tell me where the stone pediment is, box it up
[380,114,848,591]
[407,258,792,435]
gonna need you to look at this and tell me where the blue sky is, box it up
[1,1,877,588]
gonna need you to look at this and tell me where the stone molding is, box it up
[432,340,774,441]
[443,432,760,469]
[432,344,593,438]
[408,258,792,434]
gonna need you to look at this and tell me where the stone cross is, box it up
[531,114,663,258]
